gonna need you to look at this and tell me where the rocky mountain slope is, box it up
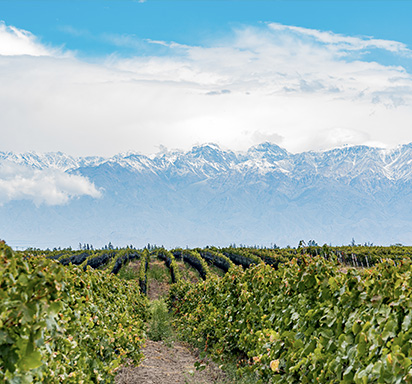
[1,143,412,248]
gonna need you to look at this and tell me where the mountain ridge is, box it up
[1,142,412,248]
[2,142,412,182]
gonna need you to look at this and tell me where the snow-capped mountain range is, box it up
[3,142,412,181]
[1,142,412,248]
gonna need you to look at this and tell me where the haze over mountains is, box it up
[1,142,412,249]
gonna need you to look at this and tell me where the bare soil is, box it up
[177,261,201,284]
[116,258,227,384]
[115,340,226,384]
[208,263,225,277]
[148,279,170,301]
[130,260,141,273]
[147,260,171,300]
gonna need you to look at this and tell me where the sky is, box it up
[1,0,412,156]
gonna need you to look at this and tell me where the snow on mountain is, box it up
[1,142,412,249]
[0,151,106,171]
[2,142,412,182]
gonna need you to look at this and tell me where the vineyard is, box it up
[2,242,412,383]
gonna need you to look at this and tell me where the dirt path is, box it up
[147,277,170,301]
[115,258,227,384]
[147,260,171,300]
[115,340,226,384]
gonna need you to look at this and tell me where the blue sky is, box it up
[2,0,412,61]
[1,1,412,156]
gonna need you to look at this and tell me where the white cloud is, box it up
[0,21,412,156]
[268,23,411,55]
[0,21,58,56]
[304,127,371,151]
[251,131,284,146]
[0,162,101,206]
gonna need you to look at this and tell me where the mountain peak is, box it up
[3,142,412,248]
[3,142,412,181]
[247,142,289,162]
[251,141,283,150]
[191,143,221,152]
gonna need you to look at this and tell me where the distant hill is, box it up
[1,142,412,248]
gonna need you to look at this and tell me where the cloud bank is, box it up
[0,162,101,206]
[0,21,412,156]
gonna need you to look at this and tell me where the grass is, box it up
[207,263,225,277]
[176,323,260,384]
[216,363,260,384]
[182,356,260,384]
[147,261,171,283]
[177,260,202,283]
[119,259,260,383]
[117,262,139,280]
[147,299,174,345]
